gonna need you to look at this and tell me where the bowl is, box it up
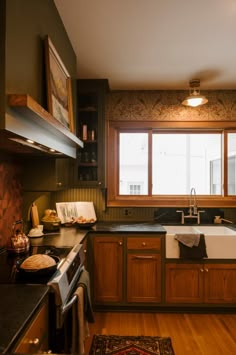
[28,228,44,238]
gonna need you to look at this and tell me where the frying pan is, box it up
[15,255,60,277]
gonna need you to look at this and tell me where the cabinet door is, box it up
[22,158,70,191]
[93,235,123,303]
[165,263,204,303]
[204,264,236,303]
[14,301,48,353]
[127,253,161,303]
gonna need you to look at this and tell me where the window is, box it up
[119,133,148,195]
[152,133,221,195]
[129,184,142,195]
[107,121,236,207]
[227,133,236,195]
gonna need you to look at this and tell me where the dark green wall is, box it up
[5,0,77,111]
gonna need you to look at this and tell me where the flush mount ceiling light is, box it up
[182,79,208,107]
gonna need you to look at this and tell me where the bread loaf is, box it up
[20,254,56,270]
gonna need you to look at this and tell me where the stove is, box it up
[0,244,84,296]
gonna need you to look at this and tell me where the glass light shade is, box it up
[182,94,208,107]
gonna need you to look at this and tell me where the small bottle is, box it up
[82,125,87,140]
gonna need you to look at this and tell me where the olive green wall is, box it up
[5,0,77,111]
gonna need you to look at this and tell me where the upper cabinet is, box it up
[73,79,109,188]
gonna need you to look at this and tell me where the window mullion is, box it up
[148,130,152,196]
[223,131,228,196]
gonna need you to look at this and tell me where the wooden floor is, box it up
[85,312,236,355]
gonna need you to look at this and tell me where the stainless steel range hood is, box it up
[2,94,83,158]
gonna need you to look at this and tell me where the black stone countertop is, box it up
[0,284,49,353]
[91,222,166,233]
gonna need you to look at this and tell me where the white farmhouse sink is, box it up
[194,225,236,235]
[164,225,236,259]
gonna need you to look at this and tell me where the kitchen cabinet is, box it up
[127,236,162,303]
[13,299,49,353]
[165,262,236,304]
[22,157,71,191]
[73,79,109,187]
[91,233,163,306]
[92,234,123,303]
[81,237,88,269]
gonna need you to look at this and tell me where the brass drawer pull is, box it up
[133,255,156,259]
[29,338,39,345]
[142,242,146,246]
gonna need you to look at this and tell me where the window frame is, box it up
[107,120,236,207]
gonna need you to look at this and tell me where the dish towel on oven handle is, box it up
[72,268,94,355]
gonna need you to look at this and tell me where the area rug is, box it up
[89,335,175,355]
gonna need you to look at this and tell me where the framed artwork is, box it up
[44,35,74,132]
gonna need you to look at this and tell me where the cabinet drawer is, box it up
[127,237,161,250]
[14,301,48,353]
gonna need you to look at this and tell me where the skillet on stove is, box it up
[15,255,60,277]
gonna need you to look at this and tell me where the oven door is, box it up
[53,265,86,354]
[48,245,85,353]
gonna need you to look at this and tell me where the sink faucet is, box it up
[189,187,198,216]
[176,187,205,224]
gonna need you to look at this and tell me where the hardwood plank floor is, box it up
[85,312,236,354]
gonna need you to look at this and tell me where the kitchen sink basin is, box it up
[194,225,236,235]
[163,225,198,234]
[163,225,236,259]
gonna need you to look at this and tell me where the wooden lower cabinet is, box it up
[93,235,123,303]
[92,233,162,305]
[166,262,236,304]
[127,237,162,303]
[14,300,49,353]
[204,263,236,303]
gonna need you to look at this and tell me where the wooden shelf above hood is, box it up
[7,94,83,158]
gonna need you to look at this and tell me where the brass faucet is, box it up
[176,187,205,224]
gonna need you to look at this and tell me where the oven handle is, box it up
[61,294,77,317]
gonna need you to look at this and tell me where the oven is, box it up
[0,243,85,353]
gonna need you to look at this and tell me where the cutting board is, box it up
[31,203,39,227]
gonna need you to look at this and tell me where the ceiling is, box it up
[54,0,236,91]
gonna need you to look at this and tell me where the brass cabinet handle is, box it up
[142,242,146,246]
[29,338,39,345]
[205,268,209,272]
[133,255,156,259]
[84,249,87,253]
[57,182,62,187]
[119,241,123,246]
[200,268,204,272]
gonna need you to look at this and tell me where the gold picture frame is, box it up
[44,35,74,132]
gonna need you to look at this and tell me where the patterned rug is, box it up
[89,335,175,355]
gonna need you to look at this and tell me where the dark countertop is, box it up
[0,284,49,353]
[91,222,166,233]
[29,226,87,247]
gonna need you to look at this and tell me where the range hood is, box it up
[1,94,83,158]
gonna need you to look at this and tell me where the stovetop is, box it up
[0,245,72,284]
